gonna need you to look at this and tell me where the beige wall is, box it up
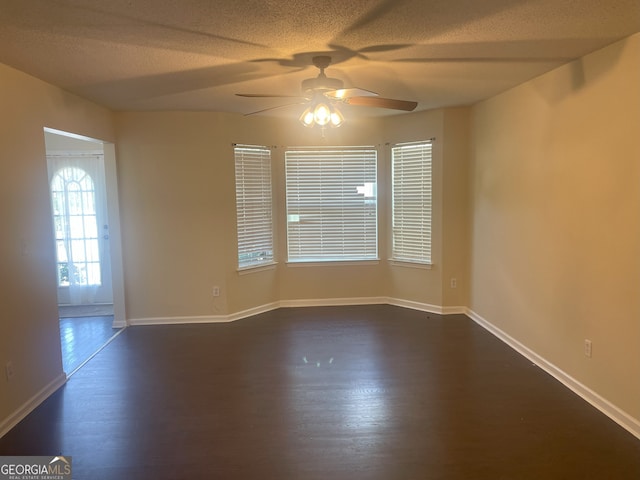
[0,63,115,427]
[2,32,638,436]
[442,108,471,308]
[115,112,236,319]
[469,34,640,419]
[115,109,462,317]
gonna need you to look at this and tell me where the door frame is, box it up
[44,127,127,328]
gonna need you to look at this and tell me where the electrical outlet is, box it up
[450,278,457,288]
[5,361,14,381]
[212,286,220,297]
[584,339,592,358]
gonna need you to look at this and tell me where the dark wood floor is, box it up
[59,315,121,374]
[2,305,639,479]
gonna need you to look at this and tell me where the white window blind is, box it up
[391,141,433,264]
[285,147,378,262]
[234,145,274,268]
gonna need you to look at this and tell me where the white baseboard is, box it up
[127,298,470,326]
[279,296,388,308]
[227,302,281,322]
[441,306,467,315]
[128,297,402,325]
[112,319,127,328]
[0,373,67,438]
[278,296,466,316]
[466,308,640,440]
[387,297,466,315]
[129,314,229,326]
[282,297,460,315]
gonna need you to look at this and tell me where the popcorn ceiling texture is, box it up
[0,0,638,114]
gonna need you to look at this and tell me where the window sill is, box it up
[286,259,380,268]
[388,259,433,270]
[237,262,277,275]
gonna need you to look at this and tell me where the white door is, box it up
[47,151,113,306]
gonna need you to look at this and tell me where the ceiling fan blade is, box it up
[324,88,378,100]
[393,56,570,64]
[244,101,308,116]
[344,96,418,111]
[236,93,307,99]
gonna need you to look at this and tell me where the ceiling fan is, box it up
[236,55,418,128]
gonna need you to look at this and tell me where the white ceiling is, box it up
[1,0,639,119]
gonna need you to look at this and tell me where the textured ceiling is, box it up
[1,0,639,118]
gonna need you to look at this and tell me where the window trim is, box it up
[233,144,275,270]
[285,146,379,263]
[286,259,380,268]
[390,139,433,265]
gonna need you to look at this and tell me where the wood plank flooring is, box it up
[2,305,639,479]
[59,315,121,374]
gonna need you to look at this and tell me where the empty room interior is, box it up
[1,0,639,478]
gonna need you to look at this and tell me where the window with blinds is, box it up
[391,140,433,264]
[285,147,378,262]
[234,145,274,269]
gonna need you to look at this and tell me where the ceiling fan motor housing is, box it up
[301,55,344,95]
[301,75,344,95]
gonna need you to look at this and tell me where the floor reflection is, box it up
[59,315,121,374]
[282,312,394,477]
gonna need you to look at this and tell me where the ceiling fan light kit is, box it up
[299,99,345,128]
[237,55,417,130]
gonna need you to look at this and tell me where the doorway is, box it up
[44,128,126,375]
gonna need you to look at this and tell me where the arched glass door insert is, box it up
[51,166,102,288]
